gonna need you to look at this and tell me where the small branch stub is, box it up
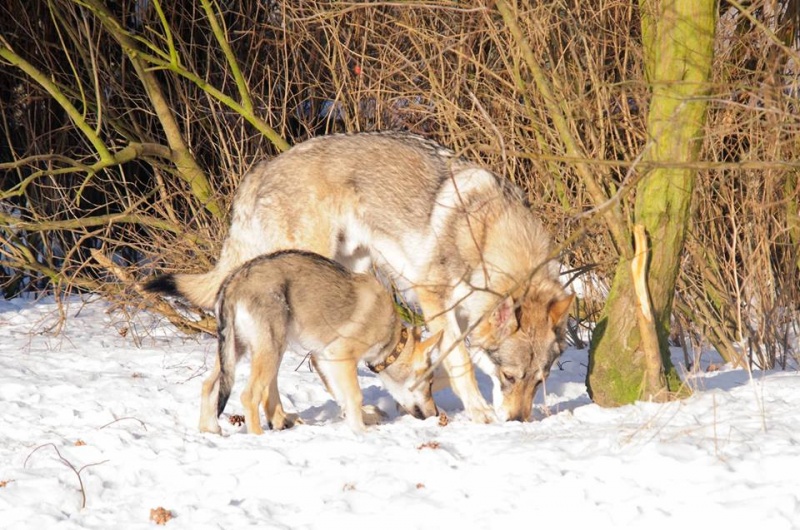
[631,224,668,400]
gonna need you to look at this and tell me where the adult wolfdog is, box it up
[161,132,572,422]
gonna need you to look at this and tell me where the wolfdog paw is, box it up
[198,421,222,435]
[362,405,388,426]
[466,403,498,424]
[346,420,368,437]
[268,412,303,431]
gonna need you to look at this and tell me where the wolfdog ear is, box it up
[493,297,519,337]
[419,330,443,354]
[548,293,575,325]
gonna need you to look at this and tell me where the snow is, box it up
[1,296,799,529]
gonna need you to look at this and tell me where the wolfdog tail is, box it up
[215,296,238,417]
[142,267,229,310]
[142,221,265,309]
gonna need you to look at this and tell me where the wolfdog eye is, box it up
[500,371,517,385]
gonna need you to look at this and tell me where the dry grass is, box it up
[1,0,797,368]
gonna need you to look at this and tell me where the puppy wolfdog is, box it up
[157,132,572,423]
[148,250,440,434]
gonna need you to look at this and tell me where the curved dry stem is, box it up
[24,443,109,509]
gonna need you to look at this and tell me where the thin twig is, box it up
[24,443,109,509]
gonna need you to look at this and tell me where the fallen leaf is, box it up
[150,507,173,525]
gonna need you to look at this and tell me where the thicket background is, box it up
[1,0,798,370]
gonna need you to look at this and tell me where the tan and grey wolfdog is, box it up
[148,250,441,434]
[155,132,573,423]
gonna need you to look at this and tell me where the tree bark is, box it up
[587,0,717,406]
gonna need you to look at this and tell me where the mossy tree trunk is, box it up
[586,0,718,406]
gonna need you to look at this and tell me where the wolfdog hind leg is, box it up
[198,356,223,434]
[262,374,302,430]
[241,346,276,435]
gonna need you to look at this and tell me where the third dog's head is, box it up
[471,286,574,422]
[375,326,442,420]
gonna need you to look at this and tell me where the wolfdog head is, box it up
[372,326,443,420]
[471,285,574,422]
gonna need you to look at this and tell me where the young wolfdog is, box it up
[153,132,573,423]
[148,250,441,434]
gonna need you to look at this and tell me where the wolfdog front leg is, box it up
[417,288,496,423]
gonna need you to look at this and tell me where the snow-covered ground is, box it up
[1,296,799,529]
